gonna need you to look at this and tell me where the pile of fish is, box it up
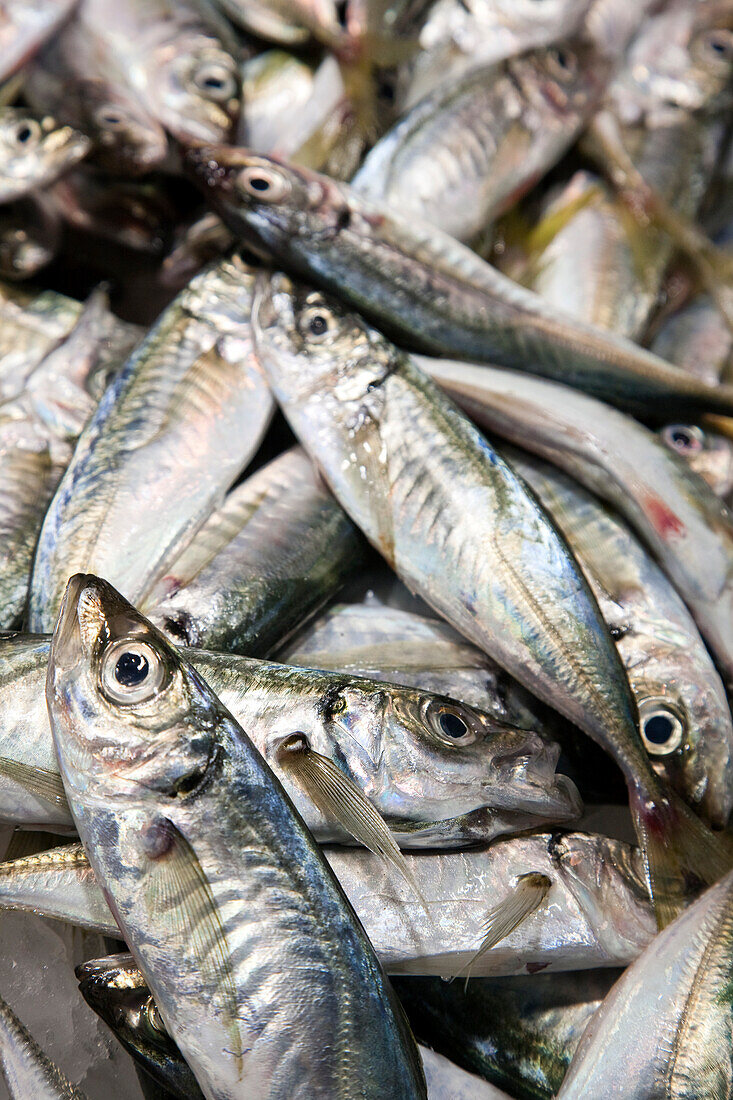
[1,0,733,1096]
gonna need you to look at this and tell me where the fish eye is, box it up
[144,997,167,1034]
[423,699,478,747]
[238,166,290,202]
[193,62,237,102]
[299,304,337,342]
[701,28,733,61]
[10,119,40,147]
[100,638,167,705]
[639,699,685,756]
[662,424,704,455]
[546,47,577,82]
[93,106,126,131]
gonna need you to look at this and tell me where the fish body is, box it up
[0,991,89,1099]
[1,830,655,976]
[0,281,81,395]
[46,574,427,1099]
[143,447,366,656]
[558,868,733,1098]
[187,146,733,419]
[215,0,340,48]
[0,107,89,204]
[354,39,608,242]
[510,448,733,827]
[28,256,274,633]
[0,0,78,82]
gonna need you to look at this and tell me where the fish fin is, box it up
[144,818,241,1059]
[276,733,425,905]
[631,787,733,929]
[0,757,69,809]
[454,872,551,988]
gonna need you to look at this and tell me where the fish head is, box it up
[76,81,168,175]
[185,145,348,251]
[514,36,611,120]
[151,46,240,144]
[77,954,203,1100]
[0,108,90,202]
[660,423,733,497]
[47,575,220,810]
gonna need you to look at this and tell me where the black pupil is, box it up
[671,430,692,449]
[309,315,328,336]
[249,176,270,192]
[115,651,149,688]
[439,711,468,739]
[644,714,675,745]
[104,113,121,126]
[710,36,728,53]
[554,49,570,70]
[16,126,32,144]
[203,74,224,89]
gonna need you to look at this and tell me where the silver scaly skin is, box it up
[558,867,733,1098]
[0,831,655,977]
[0,107,89,204]
[0,0,78,83]
[0,280,81,395]
[46,574,427,1100]
[28,256,274,634]
[353,37,609,243]
[652,294,733,385]
[0,633,581,843]
[423,359,733,697]
[186,146,733,419]
[510,448,733,828]
[143,447,367,657]
[0,992,89,1099]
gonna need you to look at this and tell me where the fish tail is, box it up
[630,784,733,929]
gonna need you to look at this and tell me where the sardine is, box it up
[652,293,733,385]
[558,866,733,1098]
[0,990,89,1099]
[0,281,81,394]
[0,633,582,843]
[658,422,733,498]
[186,146,733,418]
[0,106,89,204]
[0,830,655,976]
[46,574,427,1099]
[509,447,733,827]
[354,38,608,242]
[253,272,728,924]
[143,447,367,656]
[28,255,274,632]
[423,358,733,699]
[214,0,341,49]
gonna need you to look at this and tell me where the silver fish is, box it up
[354,38,608,242]
[252,272,727,926]
[28,255,274,633]
[652,293,733,386]
[658,422,733,499]
[558,867,733,1098]
[214,0,341,49]
[0,830,655,977]
[0,107,89,204]
[510,447,733,827]
[46,574,427,1099]
[143,447,367,656]
[0,990,89,1099]
[186,145,733,419]
[0,281,81,395]
[0,633,581,843]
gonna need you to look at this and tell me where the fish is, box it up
[0,107,89,204]
[0,0,78,83]
[397,0,592,109]
[49,170,178,256]
[558,866,733,1098]
[46,573,428,1099]
[0,195,61,281]
[0,281,81,395]
[253,271,729,925]
[214,0,342,49]
[0,989,90,1099]
[24,7,168,176]
[161,210,234,289]
[97,0,241,144]
[238,49,320,151]
[28,255,275,633]
[142,446,368,656]
[652,293,733,386]
[0,288,137,627]
[658,422,733,498]
[509,447,733,827]
[186,146,733,419]
[0,632,582,844]
[0,829,655,976]
[395,969,618,1100]
[423,358,733,701]
[353,37,609,243]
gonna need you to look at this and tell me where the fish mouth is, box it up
[489,735,583,820]
[52,573,97,670]
[52,574,142,669]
